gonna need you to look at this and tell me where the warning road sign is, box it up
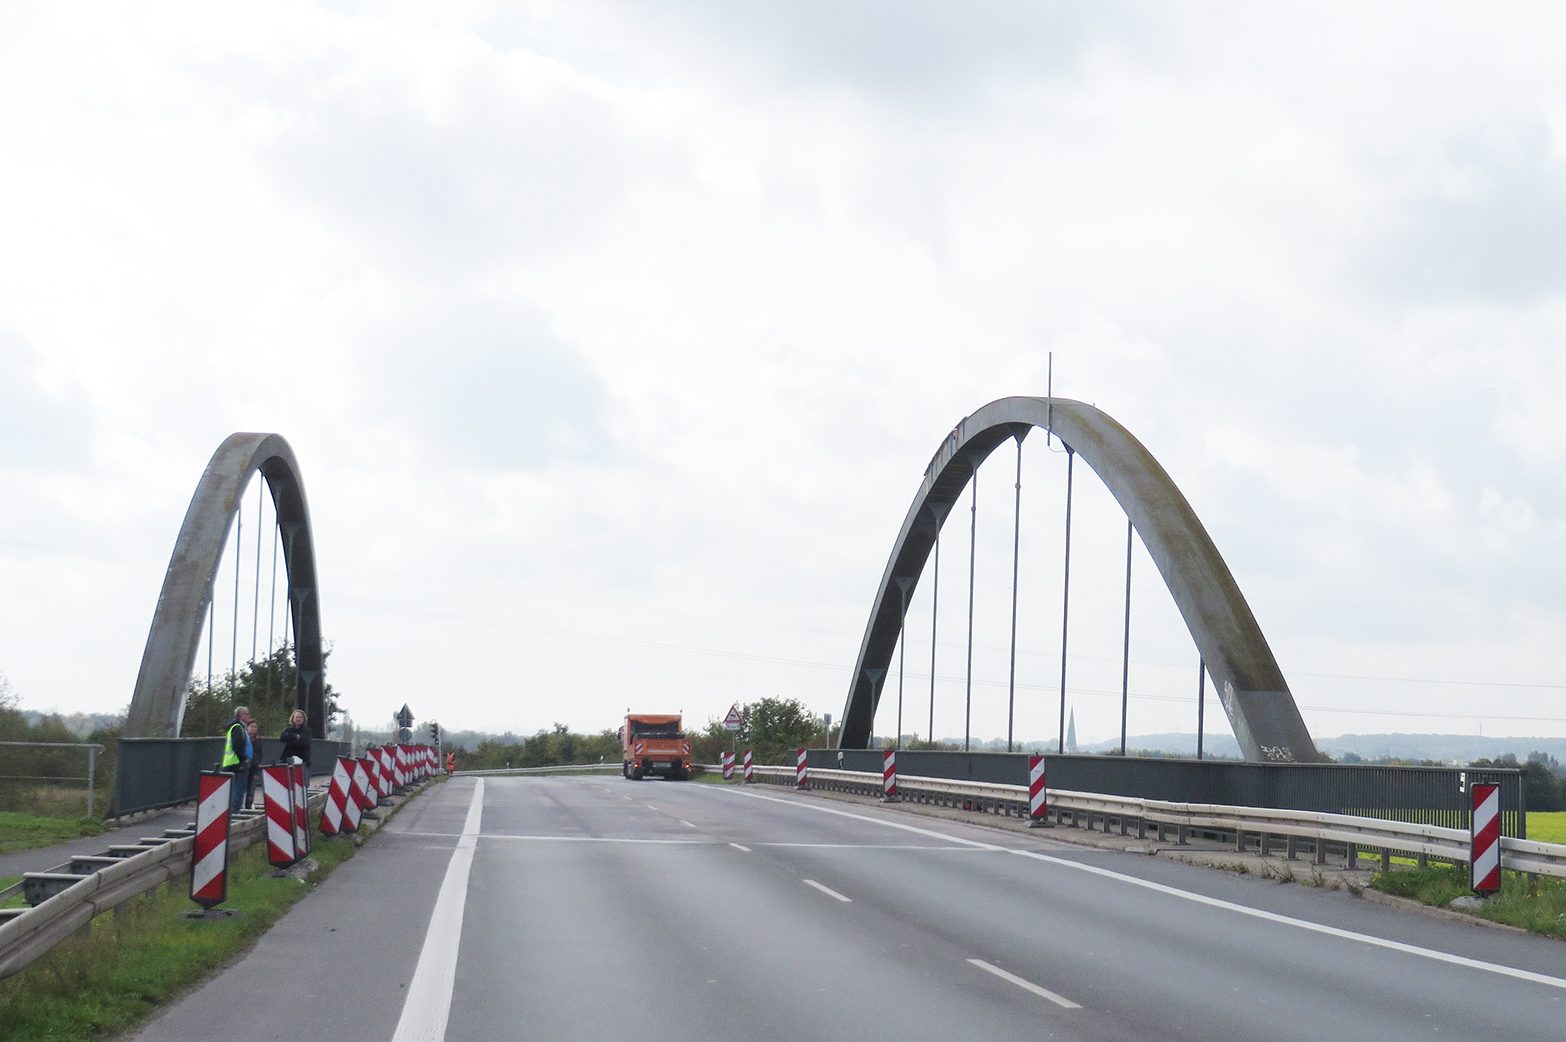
[723,704,744,731]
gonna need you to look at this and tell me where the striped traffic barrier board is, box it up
[1027,755,1051,828]
[190,771,232,908]
[882,749,899,801]
[1471,781,1501,894]
[743,749,754,783]
[261,764,298,867]
[795,748,809,789]
[321,756,354,835]
[289,762,310,859]
[722,752,734,780]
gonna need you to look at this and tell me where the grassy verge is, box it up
[0,837,358,1042]
[1371,863,1566,940]
[1,875,21,908]
[0,812,106,854]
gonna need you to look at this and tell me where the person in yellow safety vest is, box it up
[446,751,456,775]
[221,706,254,814]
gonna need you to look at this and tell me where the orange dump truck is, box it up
[620,713,691,780]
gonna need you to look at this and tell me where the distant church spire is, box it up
[1066,707,1078,754]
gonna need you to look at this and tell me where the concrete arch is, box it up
[837,396,1320,763]
[123,433,325,738]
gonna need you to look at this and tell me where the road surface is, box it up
[131,775,1566,1041]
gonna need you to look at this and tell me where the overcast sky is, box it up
[2,2,1563,749]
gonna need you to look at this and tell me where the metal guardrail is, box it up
[0,785,342,981]
[726,765,1566,880]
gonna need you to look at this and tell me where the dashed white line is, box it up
[704,782,1566,993]
[803,879,852,903]
[968,959,1082,1010]
[679,819,697,829]
[729,842,752,852]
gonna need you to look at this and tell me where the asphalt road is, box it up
[131,776,1566,1041]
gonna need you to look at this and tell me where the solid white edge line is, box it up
[968,958,1082,1010]
[702,783,1566,993]
[803,879,852,903]
[390,779,484,1042]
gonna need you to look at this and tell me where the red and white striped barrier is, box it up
[1471,781,1501,894]
[743,749,754,783]
[340,756,364,832]
[191,771,232,908]
[722,752,735,780]
[376,745,395,797]
[393,745,408,790]
[882,749,898,801]
[795,748,809,789]
[352,758,376,813]
[261,764,298,868]
[1027,755,1050,827]
[321,756,355,835]
[289,762,310,859]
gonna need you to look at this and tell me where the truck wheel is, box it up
[622,762,631,779]
[631,765,644,780]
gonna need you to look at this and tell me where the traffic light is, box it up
[429,721,440,742]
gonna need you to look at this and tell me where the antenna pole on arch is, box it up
[1046,351,1053,447]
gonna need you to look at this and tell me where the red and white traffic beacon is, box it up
[190,770,233,909]
[1471,777,1502,896]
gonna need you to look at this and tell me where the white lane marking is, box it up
[391,780,484,1042]
[1007,846,1566,993]
[643,804,659,811]
[396,831,712,845]
[704,784,1566,993]
[729,843,752,852]
[803,879,852,903]
[679,819,697,829]
[968,959,1082,1010]
[758,842,995,851]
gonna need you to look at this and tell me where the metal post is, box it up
[267,499,278,707]
[929,527,939,747]
[231,503,241,692]
[965,472,977,752]
[86,745,97,818]
[1120,518,1132,757]
[1007,435,1024,753]
[1058,447,1074,754]
[252,473,263,664]
[1197,657,1206,761]
[895,577,913,750]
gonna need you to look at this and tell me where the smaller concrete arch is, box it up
[837,397,1320,763]
[123,433,325,738]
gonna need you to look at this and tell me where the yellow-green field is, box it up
[1526,811,1566,844]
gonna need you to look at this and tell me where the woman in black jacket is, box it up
[279,709,312,770]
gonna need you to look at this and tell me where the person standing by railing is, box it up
[279,708,312,771]
[221,705,253,814]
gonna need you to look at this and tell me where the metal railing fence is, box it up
[813,750,1527,837]
[108,737,348,818]
[0,740,107,817]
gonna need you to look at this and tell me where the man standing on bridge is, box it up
[221,705,254,814]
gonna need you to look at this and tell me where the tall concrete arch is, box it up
[838,397,1320,763]
[123,433,325,738]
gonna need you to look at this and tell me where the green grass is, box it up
[1,875,21,909]
[1526,811,1566,845]
[0,837,358,1042]
[0,811,106,854]
[1371,863,1566,940]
